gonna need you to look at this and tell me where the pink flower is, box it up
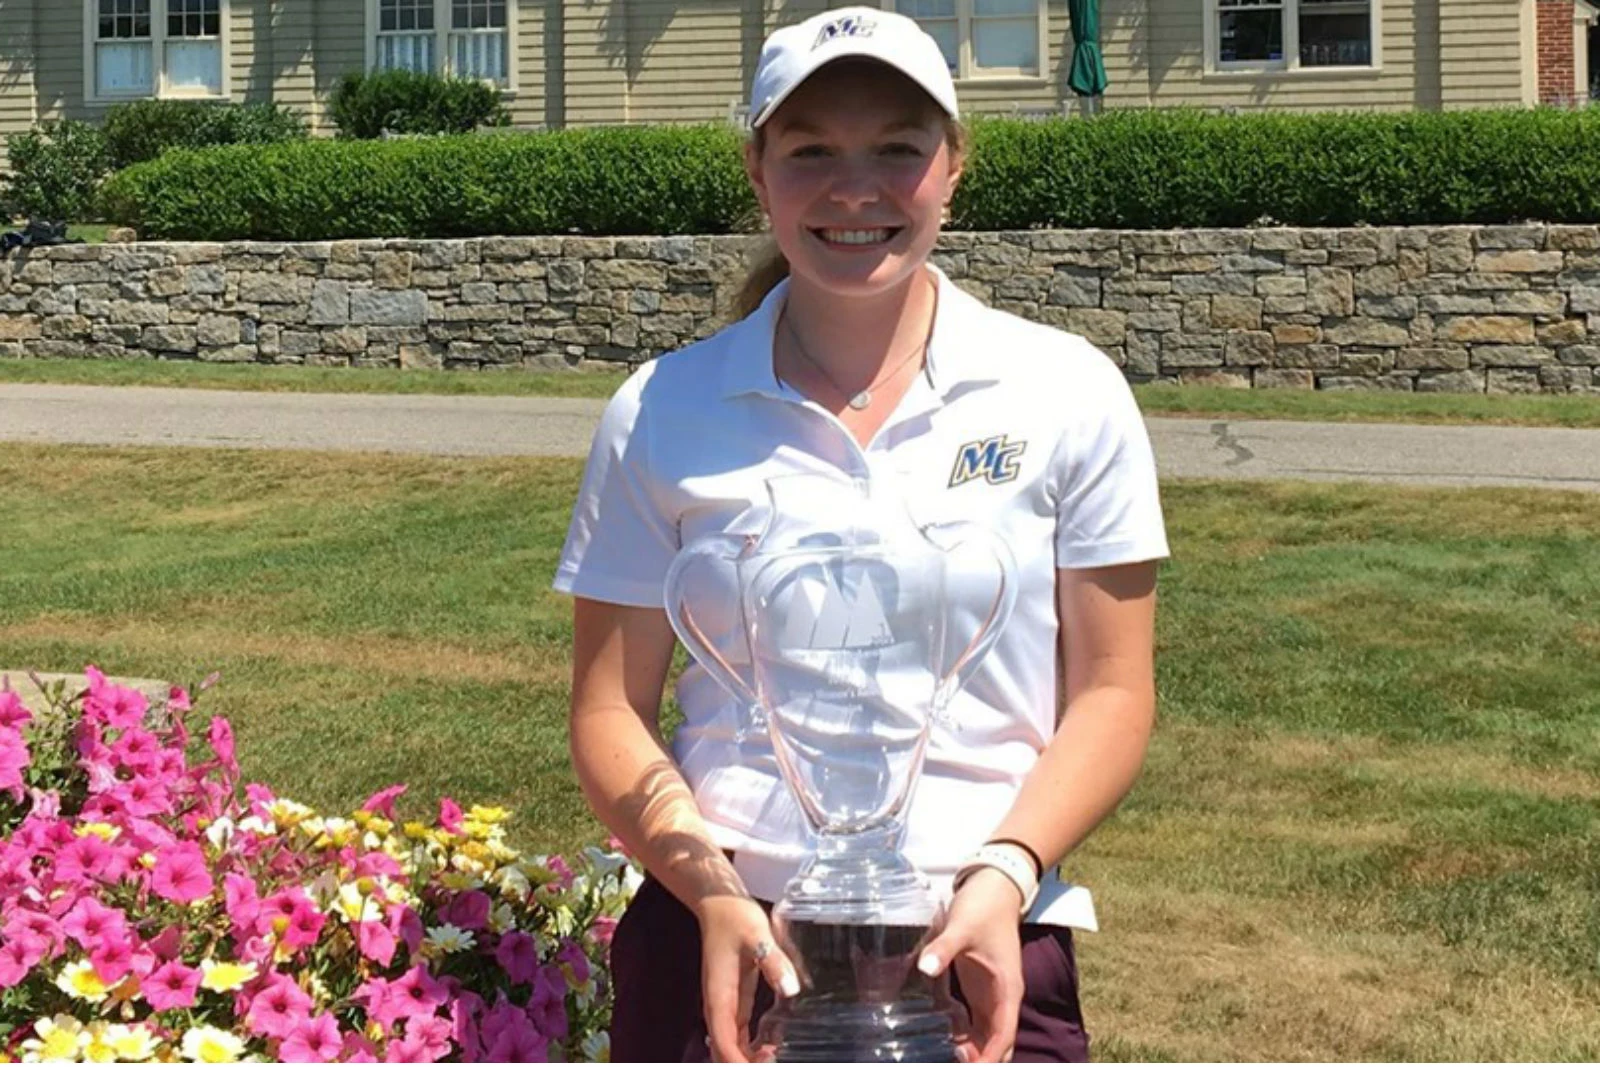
[85,681,148,730]
[110,727,162,771]
[110,775,173,819]
[62,898,129,950]
[545,855,574,890]
[223,873,261,936]
[0,936,45,989]
[437,797,464,834]
[388,1015,452,1063]
[207,717,238,774]
[5,911,61,955]
[0,690,32,729]
[88,931,135,984]
[390,904,424,956]
[341,1032,380,1063]
[353,976,397,1027]
[167,686,192,712]
[484,1011,547,1062]
[0,729,31,798]
[150,842,213,904]
[449,990,485,1062]
[529,966,569,1041]
[495,931,539,985]
[281,1012,343,1063]
[361,784,407,820]
[355,920,397,967]
[28,788,60,819]
[589,914,618,949]
[387,964,449,1022]
[556,938,591,985]
[281,903,326,951]
[442,890,491,932]
[143,959,200,1011]
[247,973,313,1039]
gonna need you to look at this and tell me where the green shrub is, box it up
[101,99,306,169]
[97,108,1600,241]
[328,69,510,139]
[2,119,112,222]
[99,124,753,240]
[953,108,1600,229]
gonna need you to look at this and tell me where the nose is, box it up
[827,156,881,210]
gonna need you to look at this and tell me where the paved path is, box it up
[3,382,1599,493]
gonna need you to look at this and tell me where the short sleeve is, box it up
[552,369,680,607]
[1053,352,1170,570]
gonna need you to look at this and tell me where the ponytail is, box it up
[732,239,791,321]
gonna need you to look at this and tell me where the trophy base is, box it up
[757,919,960,1063]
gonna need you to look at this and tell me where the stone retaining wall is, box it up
[3,225,1600,393]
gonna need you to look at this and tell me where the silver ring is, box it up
[752,939,774,963]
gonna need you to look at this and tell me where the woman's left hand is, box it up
[917,868,1026,1063]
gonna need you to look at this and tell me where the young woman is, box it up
[555,7,1168,1061]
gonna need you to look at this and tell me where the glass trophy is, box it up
[664,474,1017,1062]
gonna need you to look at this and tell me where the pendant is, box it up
[848,390,872,411]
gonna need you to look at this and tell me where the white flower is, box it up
[497,865,532,900]
[580,1031,611,1062]
[106,1022,160,1062]
[423,923,476,955]
[336,882,383,923]
[203,816,236,851]
[487,902,517,934]
[266,798,313,825]
[582,846,630,880]
[238,814,276,836]
[20,1015,87,1061]
[56,959,111,1002]
[180,1026,245,1063]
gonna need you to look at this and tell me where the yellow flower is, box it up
[336,883,383,924]
[437,870,482,892]
[107,1024,159,1063]
[20,1016,86,1061]
[268,798,314,826]
[56,959,111,1002]
[467,804,509,824]
[82,1022,119,1063]
[198,959,258,993]
[179,1027,245,1063]
[402,821,431,840]
[75,822,121,842]
[580,1031,611,1063]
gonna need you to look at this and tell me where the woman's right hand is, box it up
[696,895,801,1062]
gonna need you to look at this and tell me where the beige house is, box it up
[1,0,1595,175]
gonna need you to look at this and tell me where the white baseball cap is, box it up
[749,6,960,129]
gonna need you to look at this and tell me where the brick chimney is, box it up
[1538,0,1580,105]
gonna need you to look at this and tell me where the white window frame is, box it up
[884,0,1049,83]
[1203,0,1383,75]
[364,0,519,93]
[82,0,233,105]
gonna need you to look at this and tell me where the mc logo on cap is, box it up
[813,13,877,50]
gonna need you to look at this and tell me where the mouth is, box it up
[810,226,903,249]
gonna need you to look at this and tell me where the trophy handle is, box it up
[662,533,767,739]
[924,523,1019,714]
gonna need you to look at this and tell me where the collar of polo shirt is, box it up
[718,264,999,404]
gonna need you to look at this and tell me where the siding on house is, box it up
[0,0,40,176]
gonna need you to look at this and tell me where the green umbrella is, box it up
[1066,0,1108,97]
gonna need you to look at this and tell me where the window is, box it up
[889,0,1046,80]
[370,0,512,87]
[1208,0,1378,71]
[89,0,225,100]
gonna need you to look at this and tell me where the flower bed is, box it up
[0,667,637,1063]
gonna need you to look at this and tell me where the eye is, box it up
[880,142,925,157]
[789,143,831,159]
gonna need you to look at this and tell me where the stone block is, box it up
[196,315,241,346]
[548,261,584,293]
[1284,249,1330,265]
[1469,344,1555,367]
[1428,244,1474,273]
[1395,346,1469,371]
[1486,368,1541,393]
[1476,250,1563,274]
[1046,269,1101,307]
[1123,232,1180,254]
[374,251,413,289]
[1220,253,1284,273]
[1538,365,1593,390]
[238,273,309,303]
[321,326,368,354]
[460,282,500,305]
[28,286,76,316]
[399,343,444,369]
[279,330,321,357]
[308,281,350,325]
[142,325,197,353]
[351,290,428,326]
[1419,294,1495,314]
[1353,264,1399,297]
[1415,370,1486,393]
[1223,330,1275,365]
[1178,370,1250,388]
[1251,229,1304,252]
[1271,324,1320,345]
[15,259,53,284]
[1254,368,1315,389]
[1211,295,1263,330]
[1126,331,1162,376]
[1536,319,1587,345]
[1493,290,1565,317]
[1321,318,1410,347]
[1171,273,1255,296]
[1126,310,1180,332]
[1329,248,1379,267]
[186,265,226,295]
[589,260,669,290]
[1547,225,1600,251]
[109,301,169,326]
[1256,276,1307,297]
[1475,225,1544,250]
[1397,248,1429,280]
[1306,267,1355,316]
[1458,273,1528,291]
[1357,296,1418,319]
[1160,346,1224,369]
[1435,316,1535,344]
[1263,295,1309,315]
[41,316,90,340]
[1036,307,1125,347]
[1558,344,1600,365]
[146,267,187,297]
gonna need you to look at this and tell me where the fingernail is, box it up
[917,952,940,976]
[781,971,800,998]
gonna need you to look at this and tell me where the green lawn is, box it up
[2,358,1599,426]
[0,445,1595,1060]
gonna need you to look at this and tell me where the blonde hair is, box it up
[731,117,969,321]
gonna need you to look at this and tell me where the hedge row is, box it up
[101,108,1600,240]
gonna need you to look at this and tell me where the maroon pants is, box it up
[609,875,1091,1062]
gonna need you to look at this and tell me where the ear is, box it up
[944,148,965,208]
[744,139,771,218]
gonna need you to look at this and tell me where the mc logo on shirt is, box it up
[949,435,1026,488]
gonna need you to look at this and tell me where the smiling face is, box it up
[746,59,963,302]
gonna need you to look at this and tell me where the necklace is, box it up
[781,287,939,412]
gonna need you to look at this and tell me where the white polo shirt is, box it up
[554,265,1169,921]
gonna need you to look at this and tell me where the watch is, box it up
[954,842,1040,915]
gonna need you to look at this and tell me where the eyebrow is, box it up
[774,117,931,137]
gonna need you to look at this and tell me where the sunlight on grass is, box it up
[0,446,1595,1059]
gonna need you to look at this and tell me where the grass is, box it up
[0,446,1596,1060]
[2,358,1600,426]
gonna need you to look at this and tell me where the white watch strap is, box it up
[955,843,1040,915]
